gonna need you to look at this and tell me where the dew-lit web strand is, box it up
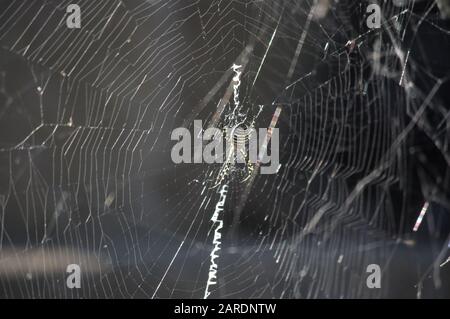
[203,60,247,298]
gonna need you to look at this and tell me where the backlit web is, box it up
[0,0,449,298]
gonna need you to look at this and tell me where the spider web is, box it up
[0,0,449,298]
